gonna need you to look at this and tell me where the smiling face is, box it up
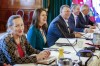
[39,11,47,26]
[73,5,80,15]
[81,4,90,15]
[84,7,89,15]
[11,17,24,37]
[60,7,71,20]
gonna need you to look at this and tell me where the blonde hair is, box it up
[6,15,21,33]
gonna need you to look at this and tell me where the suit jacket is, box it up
[47,15,75,47]
[0,33,40,64]
[27,25,48,51]
[68,13,84,32]
[77,12,95,28]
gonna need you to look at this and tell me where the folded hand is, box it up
[36,50,50,61]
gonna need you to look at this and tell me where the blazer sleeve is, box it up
[25,40,40,55]
[76,17,87,28]
[1,39,39,64]
[68,17,84,32]
[27,26,36,49]
[0,44,3,63]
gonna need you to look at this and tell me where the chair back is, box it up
[29,10,34,21]
[16,9,24,18]
[5,10,13,20]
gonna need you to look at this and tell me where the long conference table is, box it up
[14,37,100,66]
[14,23,100,66]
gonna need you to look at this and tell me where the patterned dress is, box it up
[0,33,40,64]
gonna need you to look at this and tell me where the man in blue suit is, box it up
[68,4,94,33]
[47,5,82,47]
[77,4,96,29]
[68,4,84,32]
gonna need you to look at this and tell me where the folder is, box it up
[37,56,56,65]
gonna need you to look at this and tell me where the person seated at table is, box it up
[77,4,96,29]
[0,15,50,65]
[27,8,48,51]
[68,4,94,33]
[47,5,82,47]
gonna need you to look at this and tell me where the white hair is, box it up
[71,4,80,12]
[80,4,89,11]
[6,15,21,33]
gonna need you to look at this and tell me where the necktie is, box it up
[84,16,86,22]
[65,20,69,27]
[65,20,70,33]
[75,16,78,27]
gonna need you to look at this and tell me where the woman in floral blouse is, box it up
[0,15,50,65]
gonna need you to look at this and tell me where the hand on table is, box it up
[36,50,50,61]
[3,63,12,66]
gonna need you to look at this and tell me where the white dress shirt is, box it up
[72,13,78,27]
[64,19,70,33]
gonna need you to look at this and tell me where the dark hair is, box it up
[60,5,69,13]
[6,15,21,32]
[31,8,48,30]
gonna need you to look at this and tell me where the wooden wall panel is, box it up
[0,0,43,32]
[6,0,42,9]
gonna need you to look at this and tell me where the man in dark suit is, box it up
[77,4,96,29]
[68,4,94,33]
[47,5,82,47]
[68,4,84,32]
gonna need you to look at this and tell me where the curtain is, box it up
[43,0,72,25]
[66,0,72,6]
[43,0,49,8]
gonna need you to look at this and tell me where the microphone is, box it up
[65,38,81,61]
[65,38,83,66]
[56,22,82,65]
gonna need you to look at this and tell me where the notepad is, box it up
[37,56,56,65]
[55,38,76,46]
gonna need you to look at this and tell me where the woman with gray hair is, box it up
[0,15,50,65]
